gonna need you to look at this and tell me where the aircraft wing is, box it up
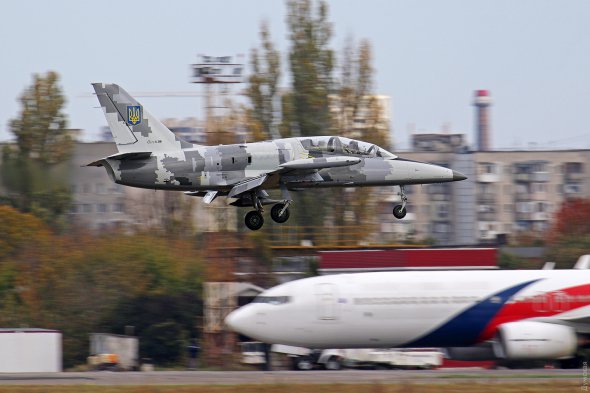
[227,175,269,198]
[226,156,361,198]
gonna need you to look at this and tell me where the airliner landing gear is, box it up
[271,202,291,224]
[393,185,408,219]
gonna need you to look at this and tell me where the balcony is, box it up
[531,212,550,221]
[430,193,450,202]
[565,172,584,181]
[477,193,496,204]
[514,172,549,183]
[515,212,532,221]
[478,173,500,183]
[514,192,531,202]
[478,212,496,221]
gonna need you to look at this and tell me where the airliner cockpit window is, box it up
[252,296,291,305]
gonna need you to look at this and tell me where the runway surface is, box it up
[0,369,582,385]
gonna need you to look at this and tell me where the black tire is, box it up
[295,356,314,370]
[324,356,342,370]
[270,203,290,223]
[393,204,407,219]
[245,211,264,230]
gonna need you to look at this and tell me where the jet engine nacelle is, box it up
[493,321,577,360]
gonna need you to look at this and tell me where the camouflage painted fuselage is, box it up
[100,136,455,192]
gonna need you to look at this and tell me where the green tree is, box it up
[247,21,281,141]
[2,71,73,229]
[282,0,335,236]
[284,0,334,137]
[330,38,389,235]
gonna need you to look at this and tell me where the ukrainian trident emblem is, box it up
[127,105,142,126]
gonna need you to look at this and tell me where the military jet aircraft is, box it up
[89,83,467,230]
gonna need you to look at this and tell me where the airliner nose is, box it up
[225,307,251,336]
[452,170,467,181]
[225,309,242,332]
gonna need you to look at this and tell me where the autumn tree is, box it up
[334,37,389,148]
[246,21,281,141]
[330,38,390,233]
[544,198,590,268]
[284,0,334,137]
[0,205,205,367]
[2,71,73,229]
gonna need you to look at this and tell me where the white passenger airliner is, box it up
[225,265,590,361]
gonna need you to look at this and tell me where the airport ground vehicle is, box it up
[343,348,443,370]
[87,333,138,371]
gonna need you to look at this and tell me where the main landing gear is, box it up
[392,185,408,219]
[244,189,292,231]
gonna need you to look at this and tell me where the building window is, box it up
[564,162,583,174]
[97,204,107,213]
[113,203,124,213]
[82,184,91,193]
[532,183,547,193]
[69,204,79,214]
[82,204,92,213]
[480,162,497,175]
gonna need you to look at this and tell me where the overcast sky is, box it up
[2,0,589,150]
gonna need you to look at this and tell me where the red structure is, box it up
[319,248,497,273]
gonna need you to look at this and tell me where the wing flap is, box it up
[227,175,268,198]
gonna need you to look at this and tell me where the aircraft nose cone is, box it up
[452,170,467,181]
[225,308,251,336]
[225,309,242,332]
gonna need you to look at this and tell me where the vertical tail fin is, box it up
[92,83,193,153]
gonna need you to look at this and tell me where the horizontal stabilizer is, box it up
[280,156,361,170]
[86,151,152,167]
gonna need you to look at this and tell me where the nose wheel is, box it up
[393,205,406,219]
[392,185,408,219]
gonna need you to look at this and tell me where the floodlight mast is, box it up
[191,54,244,145]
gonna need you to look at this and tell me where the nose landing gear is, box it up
[392,185,408,219]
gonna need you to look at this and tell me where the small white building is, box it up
[0,329,62,372]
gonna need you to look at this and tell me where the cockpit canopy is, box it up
[298,136,396,159]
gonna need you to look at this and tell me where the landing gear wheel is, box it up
[245,211,264,230]
[324,356,342,370]
[295,357,314,370]
[393,204,407,219]
[270,203,290,223]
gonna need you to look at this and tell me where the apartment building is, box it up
[394,134,590,245]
